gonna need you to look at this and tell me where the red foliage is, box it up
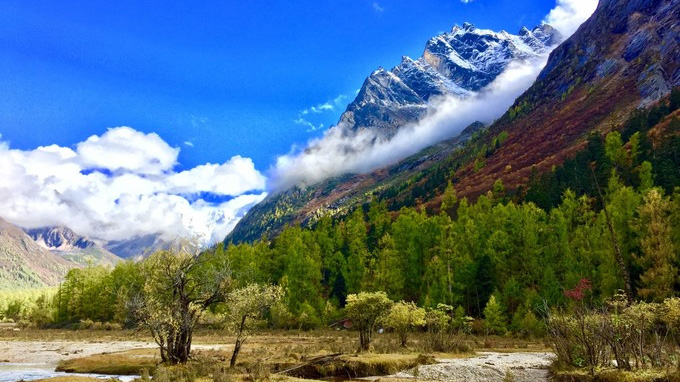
[564,278,592,301]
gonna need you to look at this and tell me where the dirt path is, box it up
[392,352,554,382]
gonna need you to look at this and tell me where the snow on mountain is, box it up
[339,23,562,138]
[25,226,122,266]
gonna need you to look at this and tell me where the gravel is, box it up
[391,352,555,382]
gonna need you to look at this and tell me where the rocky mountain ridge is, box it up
[339,23,560,138]
[25,226,122,266]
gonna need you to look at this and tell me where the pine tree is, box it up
[637,189,677,301]
[483,294,507,335]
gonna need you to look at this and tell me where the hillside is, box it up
[227,0,679,244]
[0,217,76,289]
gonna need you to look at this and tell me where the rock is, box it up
[638,63,671,105]
[623,30,652,61]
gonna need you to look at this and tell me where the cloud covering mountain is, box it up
[269,0,598,191]
[0,127,266,244]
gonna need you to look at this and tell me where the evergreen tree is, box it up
[637,189,677,301]
[483,294,507,335]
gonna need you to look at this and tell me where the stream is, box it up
[0,362,137,382]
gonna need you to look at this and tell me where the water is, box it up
[0,363,138,382]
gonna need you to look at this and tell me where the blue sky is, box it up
[0,0,556,172]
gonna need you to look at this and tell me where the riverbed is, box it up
[391,352,555,382]
[0,340,154,382]
[0,363,138,382]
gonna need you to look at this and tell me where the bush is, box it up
[547,296,680,374]
[104,322,123,331]
[383,301,426,347]
[79,319,94,329]
[270,302,296,329]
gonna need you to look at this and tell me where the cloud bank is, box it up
[271,55,549,190]
[544,0,599,37]
[0,127,266,244]
[270,0,598,190]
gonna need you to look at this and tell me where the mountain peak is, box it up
[339,21,556,138]
[26,225,96,250]
[24,225,122,267]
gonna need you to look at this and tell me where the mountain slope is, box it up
[451,0,678,196]
[25,226,122,267]
[228,0,678,244]
[229,122,486,243]
[0,217,76,289]
[339,23,559,138]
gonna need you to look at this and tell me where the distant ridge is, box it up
[0,217,76,289]
[25,226,122,267]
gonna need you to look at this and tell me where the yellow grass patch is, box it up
[56,349,158,375]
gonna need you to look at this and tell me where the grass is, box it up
[56,348,159,375]
[551,366,680,382]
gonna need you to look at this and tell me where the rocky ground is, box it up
[392,352,554,382]
[0,340,155,364]
[0,340,229,365]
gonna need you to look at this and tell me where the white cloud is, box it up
[269,0,598,191]
[460,0,475,3]
[271,55,551,190]
[0,127,266,244]
[544,0,598,37]
[294,118,324,132]
[300,95,347,115]
[167,156,266,195]
[296,95,347,132]
[76,127,179,175]
[372,2,384,13]
[184,141,194,147]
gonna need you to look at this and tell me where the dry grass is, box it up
[56,348,159,375]
[552,367,680,382]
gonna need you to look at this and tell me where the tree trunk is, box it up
[231,315,248,367]
[359,329,371,351]
[231,339,243,367]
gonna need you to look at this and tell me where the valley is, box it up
[0,0,679,382]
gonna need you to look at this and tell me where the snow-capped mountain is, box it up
[339,23,561,138]
[26,225,99,251]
